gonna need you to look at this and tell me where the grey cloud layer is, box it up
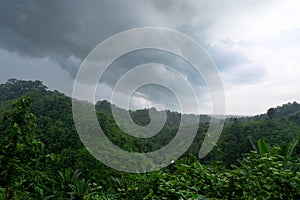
[0,0,161,76]
[0,0,276,114]
[0,1,179,72]
[0,0,257,76]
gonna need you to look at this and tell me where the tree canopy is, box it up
[0,79,299,199]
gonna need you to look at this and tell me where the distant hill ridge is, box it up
[1,78,299,118]
[1,78,300,167]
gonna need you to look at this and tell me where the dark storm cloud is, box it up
[0,0,268,114]
[0,0,170,77]
[0,0,249,78]
[0,1,227,73]
[1,0,299,115]
[0,0,268,79]
[0,1,83,57]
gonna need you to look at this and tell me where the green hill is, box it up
[0,78,299,199]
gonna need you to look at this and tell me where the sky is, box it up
[0,0,300,115]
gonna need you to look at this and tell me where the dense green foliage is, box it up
[0,79,300,199]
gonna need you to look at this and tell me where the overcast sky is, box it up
[0,0,300,115]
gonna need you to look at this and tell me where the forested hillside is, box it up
[0,79,299,199]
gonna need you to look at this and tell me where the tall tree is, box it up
[267,108,276,120]
[0,96,44,199]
